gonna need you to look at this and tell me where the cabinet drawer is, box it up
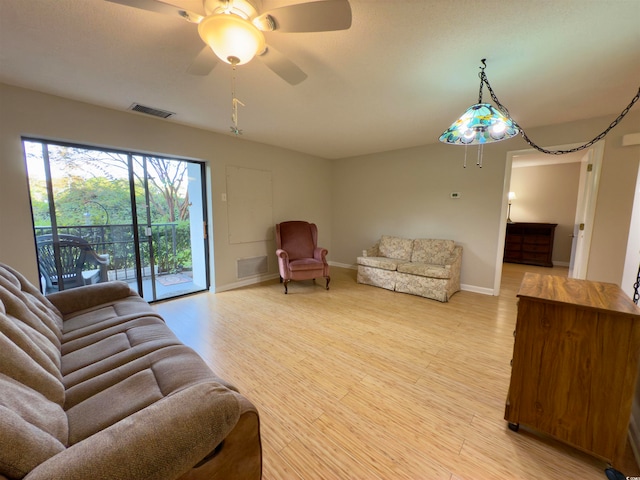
[522,252,551,262]
[523,235,552,245]
[522,244,551,253]
[507,235,523,244]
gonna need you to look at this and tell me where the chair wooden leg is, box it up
[325,276,330,290]
[283,280,289,294]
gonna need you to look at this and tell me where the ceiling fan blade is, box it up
[256,0,352,33]
[105,0,203,23]
[187,46,219,75]
[257,46,308,85]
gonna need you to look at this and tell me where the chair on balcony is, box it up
[275,221,330,294]
[36,234,110,294]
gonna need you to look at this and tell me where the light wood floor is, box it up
[156,263,639,480]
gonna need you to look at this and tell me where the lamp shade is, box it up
[439,103,519,145]
[198,13,265,65]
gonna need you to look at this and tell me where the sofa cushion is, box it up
[411,239,455,265]
[0,310,65,406]
[62,296,162,344]
[357,256,402,271]
[397,262,452,279]
[0,266,63,350]
[378,235,413,261]
[357,265,397,291]
[0,375,67,479]
[65,346,237,445]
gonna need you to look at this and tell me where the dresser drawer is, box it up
[522,244,551,253]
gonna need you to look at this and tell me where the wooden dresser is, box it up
[504,273,640,468]
[504,222,557,267]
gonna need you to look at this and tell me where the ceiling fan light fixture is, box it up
[198,13,265,65]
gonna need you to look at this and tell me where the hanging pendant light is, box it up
[439,59,640,165]
[440,60,518,167]
[439,103,518,146]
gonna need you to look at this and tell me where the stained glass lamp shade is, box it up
[440,103,519,145]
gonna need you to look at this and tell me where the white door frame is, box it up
[493,141,604,295]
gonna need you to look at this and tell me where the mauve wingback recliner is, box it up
[275,221,330,294]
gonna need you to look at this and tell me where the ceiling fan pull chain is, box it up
[230,62,244,136]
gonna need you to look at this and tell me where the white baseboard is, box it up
[329,261,357,269]
[212,263,493,297]
[461,284,494,296]
[213,273,280,293]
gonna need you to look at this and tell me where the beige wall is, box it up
[0,83,332,290]
[1,83,639,293]
[509,162,581,265]
[330,142,509,291]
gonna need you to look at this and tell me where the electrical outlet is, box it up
[450,192,461,199]
[221,193,227,202]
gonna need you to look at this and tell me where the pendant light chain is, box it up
[481,68,640,155]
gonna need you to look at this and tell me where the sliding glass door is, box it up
[23,139,209,301]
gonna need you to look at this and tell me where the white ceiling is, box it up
[1,0,639,159]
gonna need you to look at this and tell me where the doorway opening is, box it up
[493,141,604,294]
[23,138,209,302]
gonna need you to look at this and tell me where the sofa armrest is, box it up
[362,243,380,257]
[45,281,135,316]
[445,245,463,265]
[25,383,242,480]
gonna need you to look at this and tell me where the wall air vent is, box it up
[237,256,268,278]
[129,103,175,119]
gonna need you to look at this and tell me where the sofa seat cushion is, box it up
[357,265,397,291]
[65,345,238,445]
[357,256,402,271]
[62,297,162,344]
[62,318,184,394]
[411,239,455,265]
[397,262,452,279]
[288,258,324,272]
[378,235,413,261]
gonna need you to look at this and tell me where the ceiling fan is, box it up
[106,0,352,85]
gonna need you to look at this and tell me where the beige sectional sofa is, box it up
[357,235,462,302]
[0,262,261,480]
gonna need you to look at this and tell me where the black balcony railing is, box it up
[34,223,182,281]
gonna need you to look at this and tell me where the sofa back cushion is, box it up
[378,235,413,261]
[0,264,64,403]
[0,264,63,343]
[411,239,456,265]
[0,374,67,479]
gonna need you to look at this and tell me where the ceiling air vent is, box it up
[129,103,175,119]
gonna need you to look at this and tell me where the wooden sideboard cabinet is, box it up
[504,222,557,267]
[504,273,640,468]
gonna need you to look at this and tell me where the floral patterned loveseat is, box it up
[356,235,462,302]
